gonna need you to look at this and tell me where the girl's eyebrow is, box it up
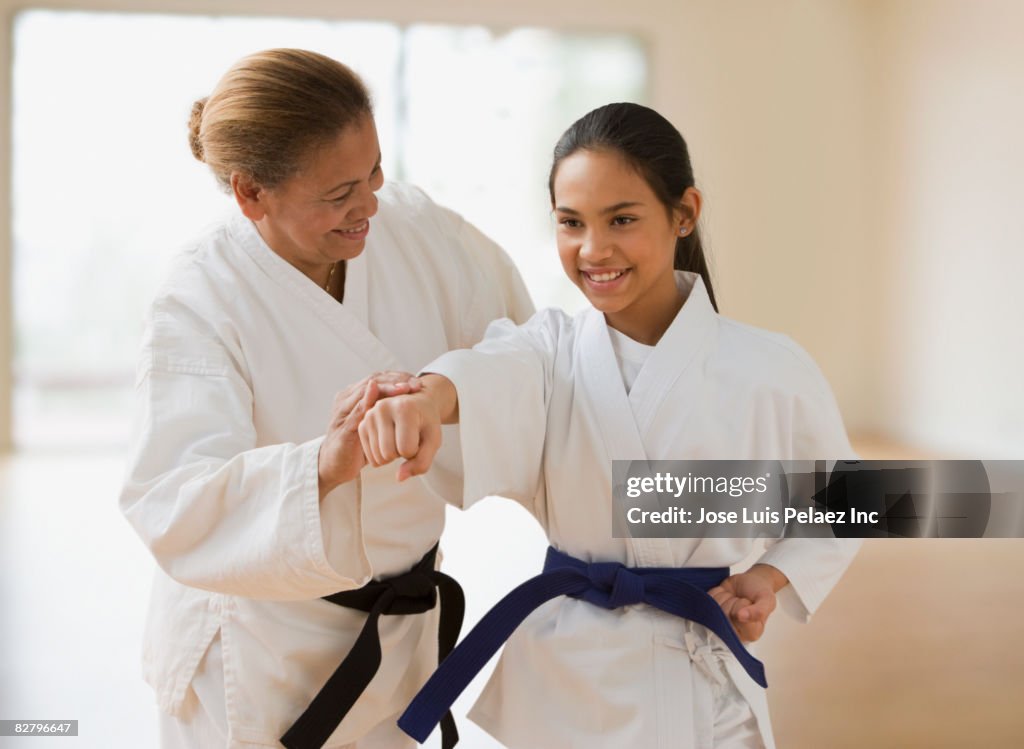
[555,201,644,215]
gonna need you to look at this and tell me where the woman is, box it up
[119,49,532,749]
[360,103,861,748]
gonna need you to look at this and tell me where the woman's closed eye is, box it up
[327,166,381,205]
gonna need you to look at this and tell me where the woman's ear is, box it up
[676,187,703,235]
[231,172,267,221]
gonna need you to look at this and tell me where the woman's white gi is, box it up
[119,182,533,747]
[424,271,862,749]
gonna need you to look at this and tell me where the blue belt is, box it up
[398,546,767,745]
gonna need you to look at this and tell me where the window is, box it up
[10,10,646,448]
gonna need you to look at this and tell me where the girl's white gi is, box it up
[119,182,533,747]
[424,271,862,749]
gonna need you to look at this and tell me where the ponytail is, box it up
[674,228,718,311]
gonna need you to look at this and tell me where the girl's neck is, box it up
[605,275,685,346]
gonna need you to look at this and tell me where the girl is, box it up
[358,103,860,748]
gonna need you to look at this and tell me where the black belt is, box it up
[281,543,465,749]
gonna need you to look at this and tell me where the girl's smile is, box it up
[580,266,631,290]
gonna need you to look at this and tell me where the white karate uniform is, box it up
[424,271,862,749]
[119,182,533,748]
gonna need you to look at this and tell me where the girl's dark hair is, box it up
[548,102,718,311]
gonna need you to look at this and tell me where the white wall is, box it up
[1,9,13,452]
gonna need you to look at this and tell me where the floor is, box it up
[1,438,1022,748]
[761,436,1024,748]
[0,450,548,749]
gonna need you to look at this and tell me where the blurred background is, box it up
[0,0,1022,747]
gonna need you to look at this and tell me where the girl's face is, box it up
[553,148,693,344]
[234,115,384,280]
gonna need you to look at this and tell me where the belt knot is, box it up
[586,562,645,608]
[385,571,438,614]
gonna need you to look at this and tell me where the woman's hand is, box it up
[329,371,424,423]
[318,372,423,500]
[708,564,788,643]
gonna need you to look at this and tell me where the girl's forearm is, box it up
[420,373,459,424]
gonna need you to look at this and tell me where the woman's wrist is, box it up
[317,443,340,502]
[419,373,459,424]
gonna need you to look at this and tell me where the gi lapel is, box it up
[576,308,674,567]
[230,215,402,373]
[342,250,370,328]
[628,272,718,457]
[576,306,647,462]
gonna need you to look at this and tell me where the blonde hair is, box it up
[188,48,373,191]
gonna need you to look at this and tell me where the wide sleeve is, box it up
[118,301,371,600]
[422,309,562,515]
[755,343,863,622]
[418,202,536,504]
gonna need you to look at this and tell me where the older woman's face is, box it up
[253,115,384,275]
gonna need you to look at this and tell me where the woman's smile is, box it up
[333,220,370,240]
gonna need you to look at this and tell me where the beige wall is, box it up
[1,0,1021,452]
[870,0,1024,455]
[668,2,874,432]
[0,0,878,447]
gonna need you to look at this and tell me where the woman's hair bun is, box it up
[187,50,372,191]
[188,97,207,162]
